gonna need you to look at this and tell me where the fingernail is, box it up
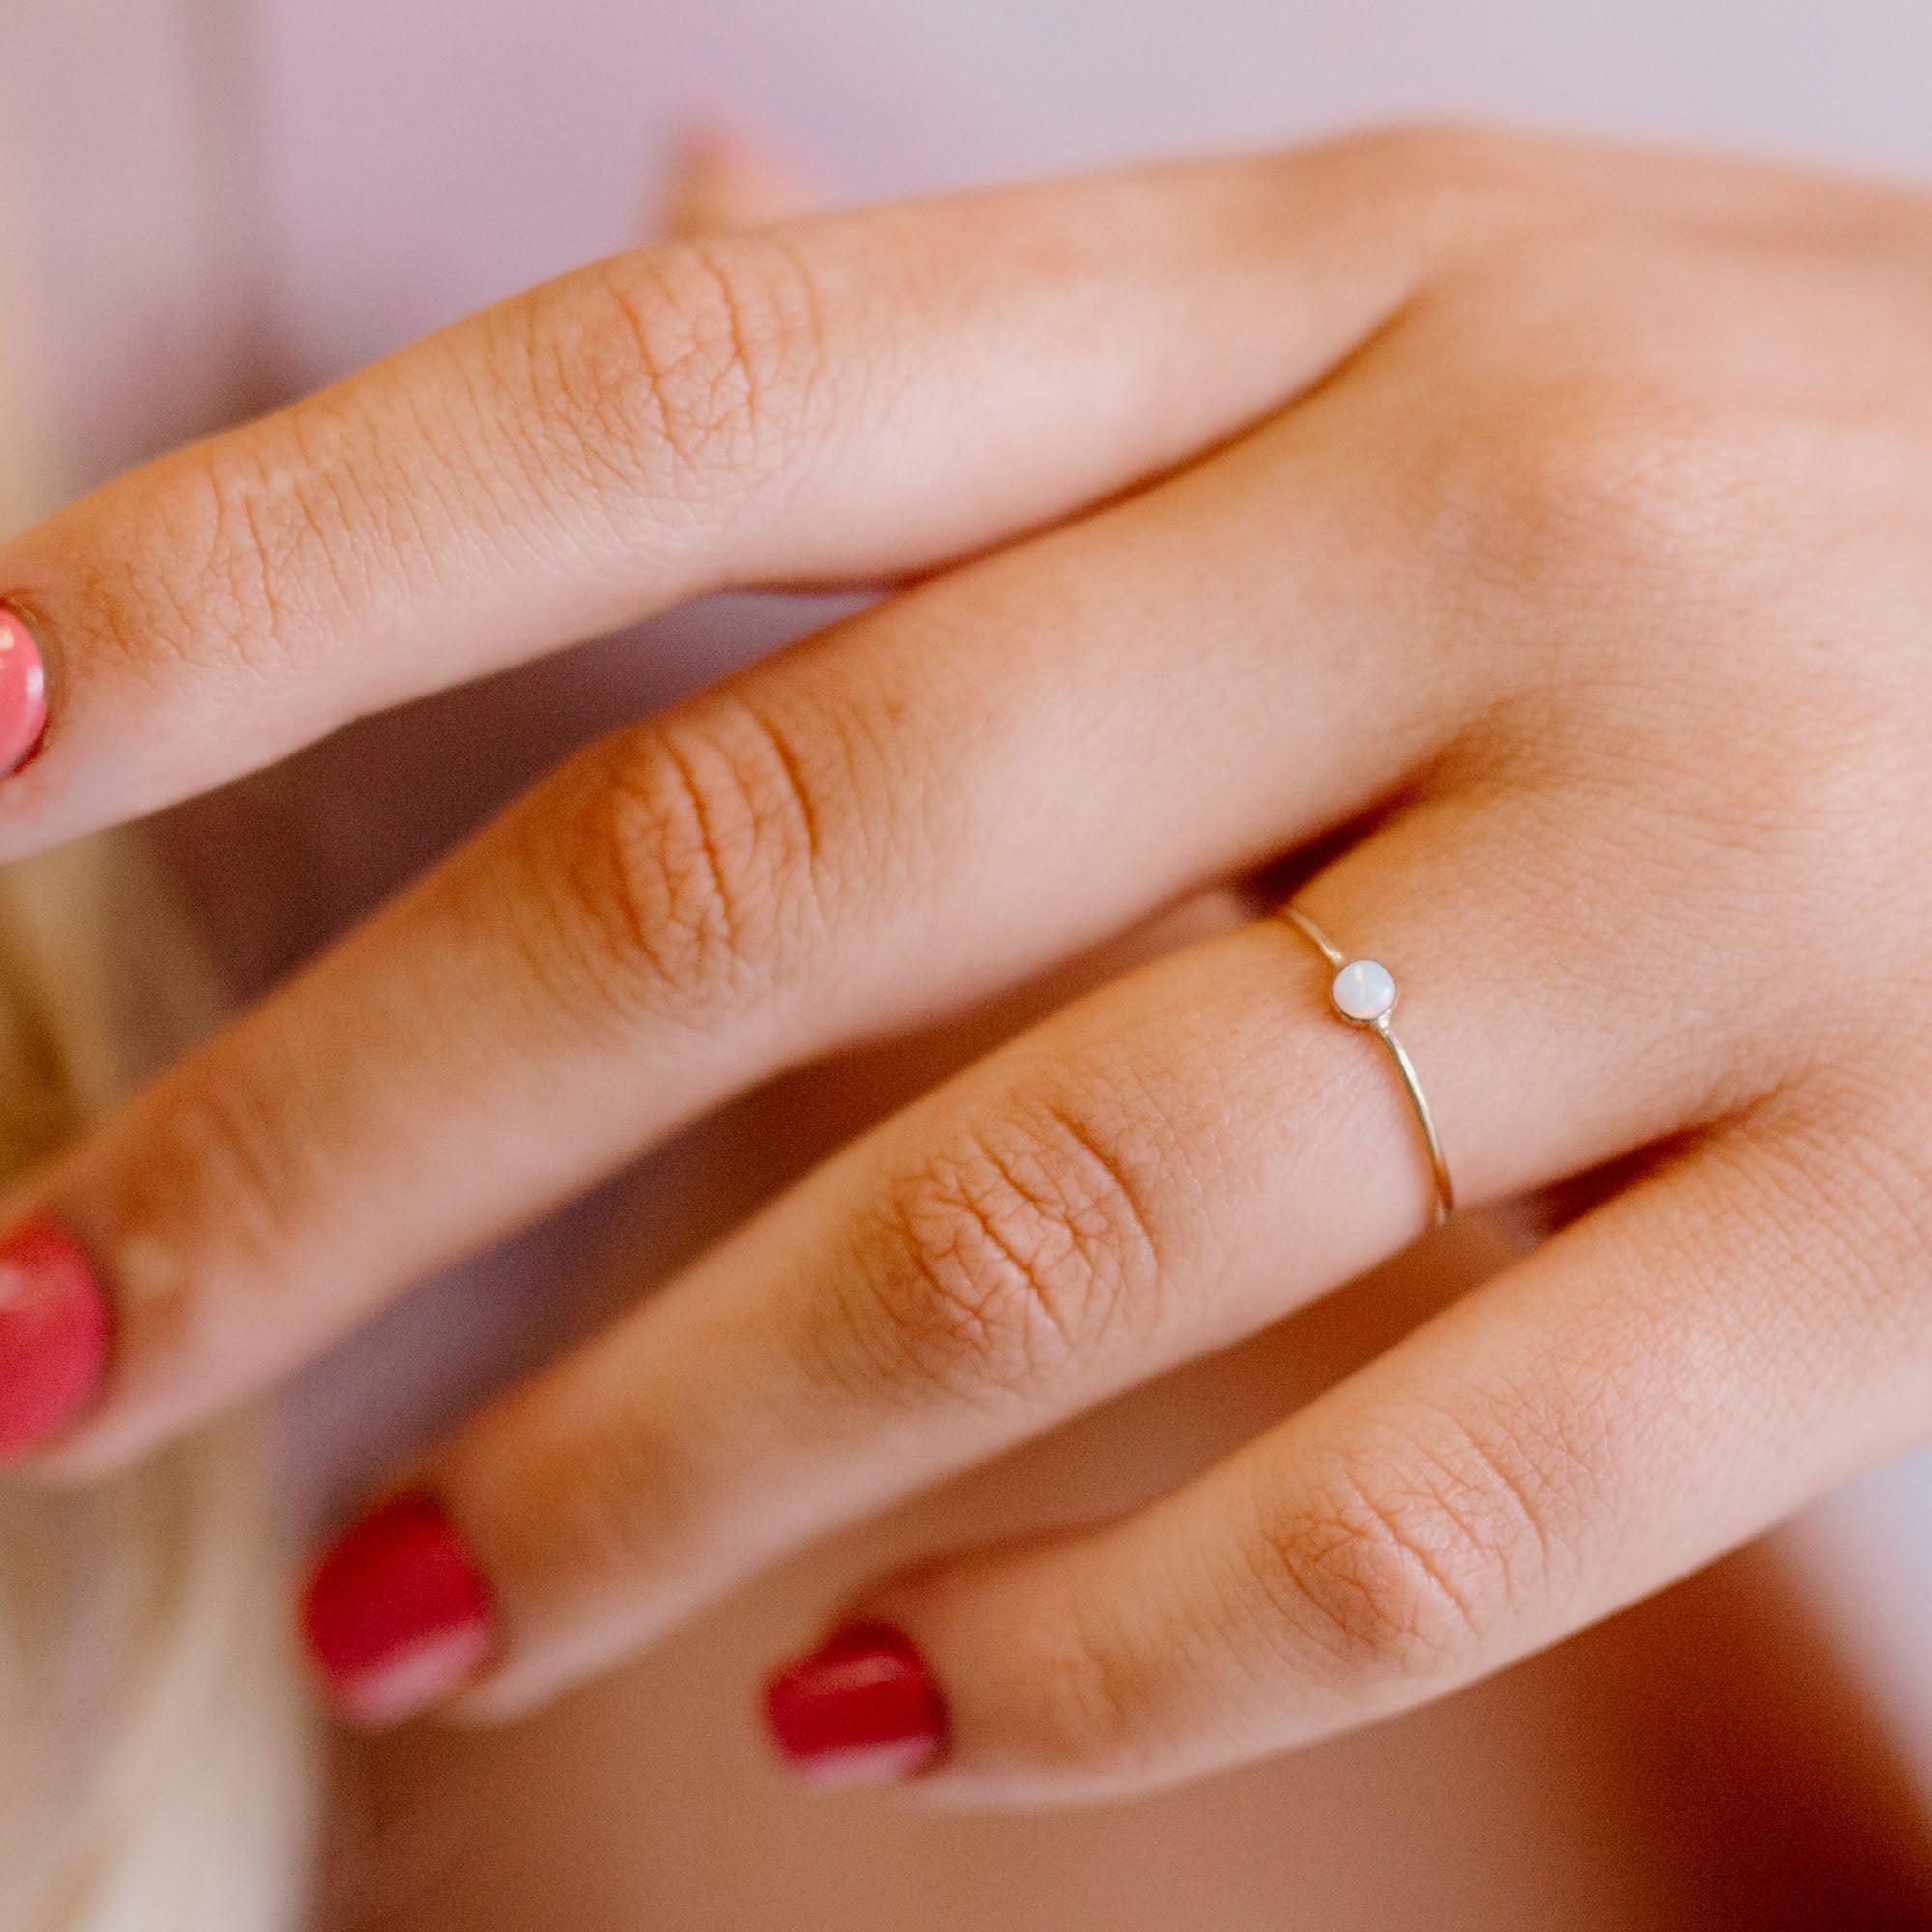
[0,606,49,775]
[764,1621,949,1785]
[301,1492,497,1727]
[0,1218,110,1461]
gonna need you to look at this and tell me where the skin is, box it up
[2,123,1932,1804]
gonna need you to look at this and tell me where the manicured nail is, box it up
[0,606,49,775]
[301,1492,497,1727]
[764,1621,949,1785]
[0,1218,110,1460]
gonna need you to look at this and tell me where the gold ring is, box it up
[1277,905,1455,1227]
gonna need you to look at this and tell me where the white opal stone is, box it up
[1331,958,1396,1024]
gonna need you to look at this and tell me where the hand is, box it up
[0,126,1929,1804]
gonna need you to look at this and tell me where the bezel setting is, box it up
[1330,958,1398,1028]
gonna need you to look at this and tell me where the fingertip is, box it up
[0,1216,111,1463]
[763,1619,950,1787]
[300,1491,499,1728]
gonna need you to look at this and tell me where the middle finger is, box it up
[13,398,1471,1475]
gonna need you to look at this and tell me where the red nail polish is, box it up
[0,1218,110,1460]
[300,1492,497,1727]
[764,1621,949,1785]
[0,607,48,775]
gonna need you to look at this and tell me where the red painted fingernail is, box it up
[300,1492,497,1727]
[0,1218,110,1461]
[764,1621,949,1785]
[0,607,49,775]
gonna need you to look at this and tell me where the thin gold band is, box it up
[1277,905,1455,1227]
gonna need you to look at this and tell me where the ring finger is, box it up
[299,784,1780,1724]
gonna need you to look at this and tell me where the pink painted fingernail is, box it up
[300,1492,497,1727]
[0,607,49,775]
[764,1621,949,1785]
[0,1218,111,1461]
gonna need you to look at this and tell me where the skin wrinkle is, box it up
[484,752,694,1052]
[976,1097,1166,1358]
[470,287,688,574]
[644,725,759,988]
[723,689,828,881]
[81,468,268,700]
[1015,1583,1152,1776]
[1403,1406,1563,1616]
[925,1144,1088,1368]
[1730,1102,1932,1411]
[218,451,343,684]
[678,229,830,497]
[1245,1456,1492,1679]
[863,1126,1118,1393]
[564,731,746,1028]
[346,366,517,616]
[825,1065,1181,1417]
[574,240,809,505]
[521,701,829,1042]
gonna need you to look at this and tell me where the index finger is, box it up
[0,143,1457,856]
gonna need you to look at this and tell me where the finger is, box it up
[14,372,1482,1477]
[294,779,1793,1725]
[784,1093,1924,1803]
[0,137,1474,853]
[656,126,827,239]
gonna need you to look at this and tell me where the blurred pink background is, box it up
[3,0,1929,490]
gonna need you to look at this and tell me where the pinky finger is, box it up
[656,126,827,241]
[767,1094,1931,1803]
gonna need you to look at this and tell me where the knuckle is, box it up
[469,1391,700,1610]
[842,1094,1167,1403]
[1434,375,1747,614]
[94,1065,317,1367]
[1324,120,1520,192]
[1404,251,1808,637]
[1737,1088,1932,1356]
[513,232,827,510]
[79,414,369,692]
[1251,1427,1566,1682]
[1003,1602,1152,1779]
[1303,121,1545,231]
[525,695,832,1035]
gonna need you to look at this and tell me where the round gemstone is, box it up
[1331,958,1396,1025]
